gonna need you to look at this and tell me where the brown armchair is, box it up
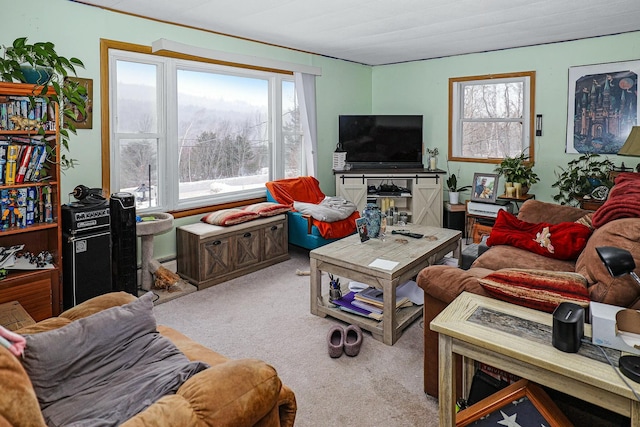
[0,292,296,426]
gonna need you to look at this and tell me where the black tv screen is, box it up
[339,115,423,169]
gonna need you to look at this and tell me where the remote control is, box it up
[391,230,424,239]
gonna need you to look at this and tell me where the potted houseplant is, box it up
[552,153,615,206]
[493,152,539,194]
[446,173,471,204]
[0,37,86,169]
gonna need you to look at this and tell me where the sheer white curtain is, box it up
[294,72,318,177]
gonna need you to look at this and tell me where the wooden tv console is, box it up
[334,169,445,227]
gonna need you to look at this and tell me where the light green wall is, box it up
[372,31,640,204]
[8,0,371,260]
[314,56,372,186]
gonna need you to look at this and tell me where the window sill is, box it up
[169,196,267,219]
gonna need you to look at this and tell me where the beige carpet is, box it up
[153,245,439,427]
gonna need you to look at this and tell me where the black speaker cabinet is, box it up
[110,192,138,295]
[62,230,113,309]
[61,202,112,309]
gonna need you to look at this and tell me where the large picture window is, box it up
[449,71,535,163]
[107,48,303,212]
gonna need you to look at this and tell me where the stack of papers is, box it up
[332,280,424,321]
[354,287,412,309]
[332,291,383,321]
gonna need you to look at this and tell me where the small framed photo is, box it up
[456,379,572,426]
[355,217,369,242]
[471,173,499,203]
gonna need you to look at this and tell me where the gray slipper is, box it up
[327,325,344,358]
[344,325,363,357]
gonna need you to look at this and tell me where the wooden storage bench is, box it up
[176,214,289,289]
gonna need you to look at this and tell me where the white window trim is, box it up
[108,48,300,212]
[449,71,536,163]
[108,50,167,207]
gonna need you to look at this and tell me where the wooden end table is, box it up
[310,225,461,345]
[431,292,640,425]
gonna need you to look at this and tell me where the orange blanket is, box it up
[265,176,326,205]
[266,177,358,239]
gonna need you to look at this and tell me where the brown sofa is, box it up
[417,199,640,397]
[0,292,297,427]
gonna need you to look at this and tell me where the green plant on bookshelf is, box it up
[0,37,86,169]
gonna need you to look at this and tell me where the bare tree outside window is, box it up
[449,72,535,164]
[119,139,157,189]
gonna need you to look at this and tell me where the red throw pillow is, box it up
[243,202,291,217]
[479,269,590,313]
[201,209,259,226]
[487,209,592,260]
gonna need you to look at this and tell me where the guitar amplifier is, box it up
[61,201,112,309]
[61,201,110,234]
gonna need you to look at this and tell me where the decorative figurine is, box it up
[1,189,23,228]
[9,115,43,131]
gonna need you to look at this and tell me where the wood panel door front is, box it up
[235,230,261,269]
[412,178,442,226]
[202,237,232,280]
[264,222,287,260]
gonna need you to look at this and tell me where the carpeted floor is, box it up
[153,245,439,427]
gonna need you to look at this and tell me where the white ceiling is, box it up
[73,0,640,66]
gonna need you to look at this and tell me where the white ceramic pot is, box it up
[449,192,460,204]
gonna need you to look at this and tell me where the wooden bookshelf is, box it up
[0,82,62,320]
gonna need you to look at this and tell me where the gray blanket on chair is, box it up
[22,292,209,427]
[294,196,357,222]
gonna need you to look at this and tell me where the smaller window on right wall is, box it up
[449,71,536,164]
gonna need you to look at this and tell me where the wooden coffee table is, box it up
[431,292,640,426]
[310,225,461,345]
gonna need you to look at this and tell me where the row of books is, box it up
[0,97,55,131]
[0,186,53,230]
[0,137,51,185]
[331,284,414,321]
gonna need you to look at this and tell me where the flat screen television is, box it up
[338,115,424,169]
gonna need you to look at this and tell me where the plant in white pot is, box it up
[0,37,86,169]
[446,174,471,204]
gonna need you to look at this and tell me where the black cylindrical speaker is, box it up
[552,302,584,353]
[110,192,138,296]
